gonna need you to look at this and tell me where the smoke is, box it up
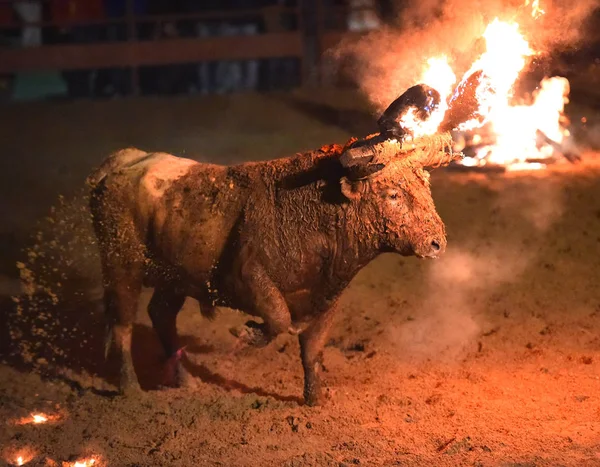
[326,0,600,111]
[491,176,565,232]
[392,247,530,361]
[388,175,565,361]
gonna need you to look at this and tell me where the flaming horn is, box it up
[340,71,482,173]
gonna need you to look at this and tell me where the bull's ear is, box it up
[340,177,363,201]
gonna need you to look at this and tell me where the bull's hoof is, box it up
[119,380,142,397]
[229,321,269,347]
[176,366,199,389]
[304,393,322,407]
[162,347,199,390]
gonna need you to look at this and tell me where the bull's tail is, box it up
[87,148,150,189]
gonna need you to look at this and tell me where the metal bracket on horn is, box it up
[339,134,389,180]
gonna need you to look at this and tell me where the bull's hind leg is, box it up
[147,286,195,388]
[91,191,145,395]
[103,262,143,395]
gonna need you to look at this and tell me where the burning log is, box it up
[535,129,581,163]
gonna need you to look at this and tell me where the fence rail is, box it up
[0,0,380,94]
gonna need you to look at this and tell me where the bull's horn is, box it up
[378,84,441,139]
[396,133,464,168]
[339,135,389,180]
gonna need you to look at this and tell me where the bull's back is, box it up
[92,149,248,279]
[143,157,249,277]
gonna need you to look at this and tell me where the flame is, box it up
[398,0,570,171]
[525,0,545,18]
[6,450,35,466]
[15,413,50,425]
[459,19,533,131]
[31,414,47,424]
[70,458,97,467]
[400,56,456,138]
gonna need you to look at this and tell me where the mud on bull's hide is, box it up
[87,133,460,406]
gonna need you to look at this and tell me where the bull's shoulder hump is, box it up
[139,153,205,199]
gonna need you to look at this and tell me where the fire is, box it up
[31,414,47,424]
[6,450,35,466]
[15,413,51,425]
[71,458,97,467]
[399,0,571,171]
[400,56,456,138]
[13,411,63,425]
[459,19,533,130]
[525,0,545,18]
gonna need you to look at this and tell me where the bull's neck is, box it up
[331,201,384,283]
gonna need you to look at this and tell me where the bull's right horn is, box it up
[398,133,464,169]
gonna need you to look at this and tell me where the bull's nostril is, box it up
[431,240,440,251]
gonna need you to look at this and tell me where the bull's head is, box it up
[339,133,460,259]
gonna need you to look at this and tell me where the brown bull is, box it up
[88,132,459,405]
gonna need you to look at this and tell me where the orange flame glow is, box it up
[459,19,533,131]
[71,458,97,467]
[400,0,570,171]
[14,413,48,425]
[31,414,47,424]
[525,0,545,18]
[400,56,456,138]
[13,412,63,426]
[5,449,35,466]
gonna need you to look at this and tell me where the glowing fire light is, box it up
[400,56,456,138]
[458,19,533,131]
[525,0,545,18]
[31,414,47,424]
[9,451,35,466]
[15,413,50,425]
[72,458,96,467]
[14,411,62,426]
[400,0,571,171]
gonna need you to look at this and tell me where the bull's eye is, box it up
[389,193,398,200]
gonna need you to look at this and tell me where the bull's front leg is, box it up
[230,262,294,347]
[299,300,338,406]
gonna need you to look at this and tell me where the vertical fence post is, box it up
[315,0,324,86]
[126,0,139,95]
[299,0,319,88]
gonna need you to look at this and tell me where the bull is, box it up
[88,130,459,406]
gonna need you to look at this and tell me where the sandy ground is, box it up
[1,90,600,467]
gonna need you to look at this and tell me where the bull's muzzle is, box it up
[417,237,446,259]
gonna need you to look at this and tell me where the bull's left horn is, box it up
[378,84,441,139]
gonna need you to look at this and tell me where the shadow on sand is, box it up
[0,290,301,403]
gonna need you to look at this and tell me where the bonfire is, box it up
[382,1,580,172]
